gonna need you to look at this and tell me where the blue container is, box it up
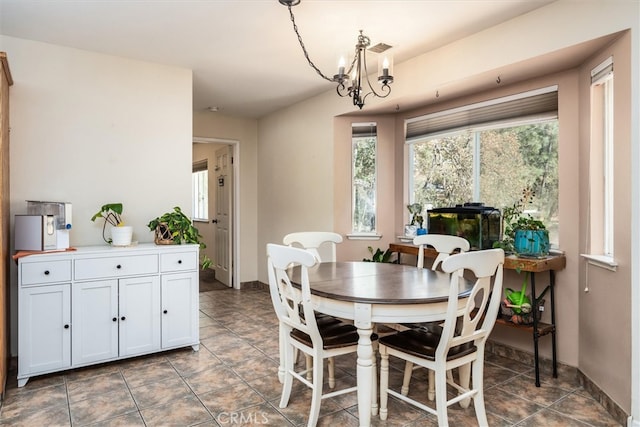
[514,230,549,257]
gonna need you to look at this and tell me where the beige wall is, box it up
[2,36,193,354]
[193,111,258,284]
[578,32,632,410]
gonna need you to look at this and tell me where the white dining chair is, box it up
[267,243,376,427]
[283,231,343,386]
[283,231,343,262]
[403,234,471,398]
[379,248,505,427]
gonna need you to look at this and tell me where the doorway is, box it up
[193,137,240,289]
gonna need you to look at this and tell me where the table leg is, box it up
[457,364,471,408]
[354,302,375,427]
[356,326,374,427]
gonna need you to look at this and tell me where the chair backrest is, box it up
[283,231,343,262]
[413,234,471,270]
[437,248,504,361]
[266,243,322,347]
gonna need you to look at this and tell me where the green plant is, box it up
[147,206,212,269]
[407,203,424,228]
[493,187,546,253]
[91,203,125,244]
[362,246,394,263]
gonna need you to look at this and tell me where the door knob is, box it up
[212,219,218,224]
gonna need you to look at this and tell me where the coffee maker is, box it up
[15,200,72,251]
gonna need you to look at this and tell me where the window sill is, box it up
[580,254,618,271]
[346,233,382,241]
[193,219,209,223]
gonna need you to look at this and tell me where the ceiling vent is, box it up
[369,43,393,54]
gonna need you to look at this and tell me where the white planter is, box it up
[110,226,133,246]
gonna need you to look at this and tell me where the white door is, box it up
[119,276,161,357]
[214,145,233,287]
[18,284,71,376]
[161,271,199,349]
[72,280,119,365]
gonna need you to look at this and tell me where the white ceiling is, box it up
[0,0,564,118]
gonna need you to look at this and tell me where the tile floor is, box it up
[0,281,622,426]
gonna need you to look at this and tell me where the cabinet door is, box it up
[72,280,118,366]
[161,272,199,349]
[18,284,71,377]
[119,276,161,357]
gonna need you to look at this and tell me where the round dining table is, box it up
[287,261,472,427]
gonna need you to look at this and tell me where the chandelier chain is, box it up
[286,5,337,82]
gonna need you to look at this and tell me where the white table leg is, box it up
[356,326,373,427]
[354,302,374,427]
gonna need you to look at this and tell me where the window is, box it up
[352,123,377,234]
[589,57,614,258]
[406,87,559,246]
[192,160,208,221]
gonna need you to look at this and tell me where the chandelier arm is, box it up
[360,51,391,99]
[285,5,335,82]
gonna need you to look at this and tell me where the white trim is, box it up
[193,136,241,290]
[630,19,640,426]
[346,233,382,241]
[580,254,618,272]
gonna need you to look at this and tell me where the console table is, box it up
[389,242,566,387]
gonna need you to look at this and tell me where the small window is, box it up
[352,123,377,234]
[192,160,208,221]
[589,57,614,258]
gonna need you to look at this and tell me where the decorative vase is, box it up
[110,225,133,246]
[416,228,427,236]
[514,229,549,257]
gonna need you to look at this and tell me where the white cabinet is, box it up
[17,244,199,386]
[18,283,71,381]
[161,271,198,349]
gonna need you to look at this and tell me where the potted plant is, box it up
[90,203,133,246]
[147,206,212,269]
[362,246,394,263]
[406,203,426,236]
[494,187,549,257]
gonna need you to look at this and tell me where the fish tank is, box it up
[427,203,501,250]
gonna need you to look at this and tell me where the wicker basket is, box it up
[154,223,175,245]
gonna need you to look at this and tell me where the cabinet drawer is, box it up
[75,254,158,280]
[160,251,198,272]
[21,260,72,286]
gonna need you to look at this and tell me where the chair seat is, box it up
[379,328,476,361]
[292,321,378,350]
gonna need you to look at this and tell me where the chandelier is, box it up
[279,0,394,110]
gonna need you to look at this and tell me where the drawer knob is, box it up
[116,265,122,269]
[64,324,69,329]
[163,309,168,314]
[178,260,182,264]
[44,270,50,275]
[112,317,117,322]
[121,316,126,321]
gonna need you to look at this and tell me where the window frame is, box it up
[350,122,379,238]
[192,160,208,222]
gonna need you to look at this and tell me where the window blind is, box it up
[591,56,613,84]
[192,159,208,173]
[405,85,558,143]
[352,122,377,137]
